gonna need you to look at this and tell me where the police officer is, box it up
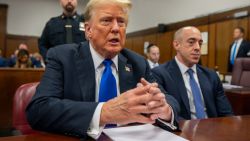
[39,0,86,60]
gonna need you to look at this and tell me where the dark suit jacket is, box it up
[26,41,180,138]
[152,59,233,120]
[228,40,250,72]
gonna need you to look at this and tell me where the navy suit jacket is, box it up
[152,59,233,120]
[228,40,250,72]
[26,41,180,138]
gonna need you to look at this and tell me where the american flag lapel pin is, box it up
[125,66,130,72]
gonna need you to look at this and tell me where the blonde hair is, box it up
[84,0,132,21]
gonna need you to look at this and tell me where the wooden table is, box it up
[177,115,250,141]
[0,115,249,141]
[225,87,250,115]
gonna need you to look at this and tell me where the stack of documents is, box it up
[103,124,188,141]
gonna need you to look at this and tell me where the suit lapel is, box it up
[118,53,134,94]
[236,40,246,57]
[170,60,191,115]
[196,67,213,117]
[74,42,96,101]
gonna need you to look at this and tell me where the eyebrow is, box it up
[187,38,203,42]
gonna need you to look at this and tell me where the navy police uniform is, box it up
[39,13,86,60]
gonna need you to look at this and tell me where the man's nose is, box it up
[111,20,119,33]
[194,42,201,50]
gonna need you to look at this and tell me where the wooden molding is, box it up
[127,6,250,38]
[0,4,8,8]
[7,34,39,40]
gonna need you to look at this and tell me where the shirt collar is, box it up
[147,59,154,65]
[235,38,243,44]
[175,56,197,75]
[89,43,118,71]
[238,38,243,44]
[148,59,159,65]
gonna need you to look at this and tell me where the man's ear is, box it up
[84,22,92,39]
[173,40,180,51]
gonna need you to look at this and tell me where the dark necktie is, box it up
[99,59,117,102]
[65,17,73,43]
[187,69,206,119]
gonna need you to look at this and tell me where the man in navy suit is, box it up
[152,26,233,120]
[228,27,250,72]
[26,0,179,139]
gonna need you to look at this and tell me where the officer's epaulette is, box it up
[79,14,85,22]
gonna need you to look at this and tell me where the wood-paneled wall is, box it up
[0,4,39,58]
[0,68,44,130]
[125,6,250,74]
[5,35,39,57]
[0,4,7,56]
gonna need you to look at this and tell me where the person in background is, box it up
[26,0,179,139]
[39,0,86,61]
[0,49,8,67]
[228,27,250,72]
[146,43,160,69]
[14,49,33,68]
[31,52,46,68]
[18,43,29,50]
[152,26,233,120]
[8,43,29,67]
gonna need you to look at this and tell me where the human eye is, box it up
[199,40,203,47]
[100,17,112,26]
[188,39,195,47]
[117,18,126,27]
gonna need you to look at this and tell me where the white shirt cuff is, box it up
[87,103,105,139]
[157,106,177,130]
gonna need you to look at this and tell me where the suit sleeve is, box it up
[144,60,180,130]
[38,23,50,61]
[213,71,234,116]
[245,42,250,57]
[26,48,98,138]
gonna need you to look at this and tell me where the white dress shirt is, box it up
[175,56,208,119]
[147,59,159,69]
[87,43,120,139]
[230,38,243,61]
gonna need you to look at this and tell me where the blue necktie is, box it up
[99,59,117,102]
[187,69,206,119]
[99,59,117,128]
[230,41,238,65]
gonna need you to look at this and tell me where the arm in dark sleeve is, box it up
[38,23,50,61]
[144,60,180,131]
[26,48,98,138]
[213,71,234,116]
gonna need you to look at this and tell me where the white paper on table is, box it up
[223,83,243,89]
[103,124,188,141]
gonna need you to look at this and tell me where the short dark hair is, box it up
[147,43,156,53]
[235,26,245,34]
[17,49,29,58]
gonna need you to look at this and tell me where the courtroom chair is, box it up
[231,58,250,87]
[12,82,39,135]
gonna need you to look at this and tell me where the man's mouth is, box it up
[191,53,200,58]
[109,38,120,45]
